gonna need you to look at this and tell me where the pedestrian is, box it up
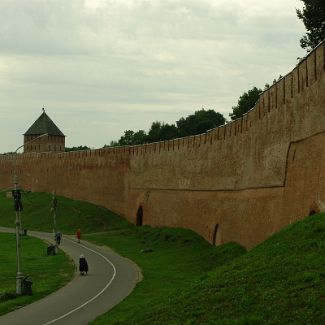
[79,254,88,275]
[76,228,81,243]
[55,231,62,245]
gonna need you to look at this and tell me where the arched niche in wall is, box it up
[309,204,320,216]
[212,224,221,246]
[136,206,143,226]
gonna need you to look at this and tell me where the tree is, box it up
[104,130,148,147]
[110,109,226,146]
[176,109,225,137]
[65,145,90,152]
[118,130,136,146]
[229,87,262,120]
[147,121,178,142]
[296,0,325,51]
[159,124,179,140]
[132,130,148,144]
[147,122,164,143]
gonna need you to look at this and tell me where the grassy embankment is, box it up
[87,227,245,324]
[0,191,129,234]
[98,213,325,324]
[1,191,325,324]
[0,191,245,322]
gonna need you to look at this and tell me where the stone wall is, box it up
[0,42,324,249]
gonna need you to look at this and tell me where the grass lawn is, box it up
[0,191,130,234]
[115,213,325,324]
[1,191,324,324]
[0,232,74,316]
[87,227,245,324]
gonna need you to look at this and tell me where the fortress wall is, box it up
[282,133,325,223]
[0,42,324,248]
[0,147,131,218]
[127,131,325,249]
[125,42,325,247]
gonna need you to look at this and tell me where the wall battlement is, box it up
[1,42,324,249]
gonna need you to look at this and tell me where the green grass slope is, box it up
[87,227,245,324]
[0,191,246,323]
[0,191,130,234]
[0,233,74,315]
[0,191,247,323]
[2,191,323,324]
[126,213,325,324]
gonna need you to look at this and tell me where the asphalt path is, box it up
[0,227,142,325]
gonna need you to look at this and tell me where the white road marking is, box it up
[43,238,117,325]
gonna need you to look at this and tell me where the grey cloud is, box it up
[0,0,306,152]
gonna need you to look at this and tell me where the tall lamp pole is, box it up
[12,181,23,295]
[52,192,57,234]
[52,192,58,252]
[13,133,48,295]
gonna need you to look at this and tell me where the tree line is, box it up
[107,83,274,147]
[106,109,226,147]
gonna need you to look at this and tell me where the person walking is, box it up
[76,228,81,243]
[55,231,62,245]
[79,254,88,275]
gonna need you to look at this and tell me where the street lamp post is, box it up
[13,133,48,295]
[12,181,23,295]
[52,192,58,253]
[52,193,57,234]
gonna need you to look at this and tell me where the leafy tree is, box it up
[147,121,178,142]
[110,109,226,146]
[296,0,325,51]
[159,124,179,140]
[104,130,148,147]
[132,130,148,144]
[148,121,178,142]
[118,130,136,146]
[229,87,262,120]
[65,145,90,152]
[147,122,164,142]
[177,109,225,137]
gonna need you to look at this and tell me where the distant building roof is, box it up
[24,108,65,136]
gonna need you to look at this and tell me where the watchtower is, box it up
[23,108,65,153]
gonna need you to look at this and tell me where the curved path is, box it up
[0,228,142,325]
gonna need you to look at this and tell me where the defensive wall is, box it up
[0,42,325,249]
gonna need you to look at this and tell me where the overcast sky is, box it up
[0,0,306,152]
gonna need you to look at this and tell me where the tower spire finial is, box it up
[42,107,45,112]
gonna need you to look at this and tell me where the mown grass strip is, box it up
[0,233,74,316]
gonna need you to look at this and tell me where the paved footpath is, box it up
[0,227,142,325]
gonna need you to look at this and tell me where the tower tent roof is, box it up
[24,109,65,136]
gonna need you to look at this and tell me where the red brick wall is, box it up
[1,42,324,249]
